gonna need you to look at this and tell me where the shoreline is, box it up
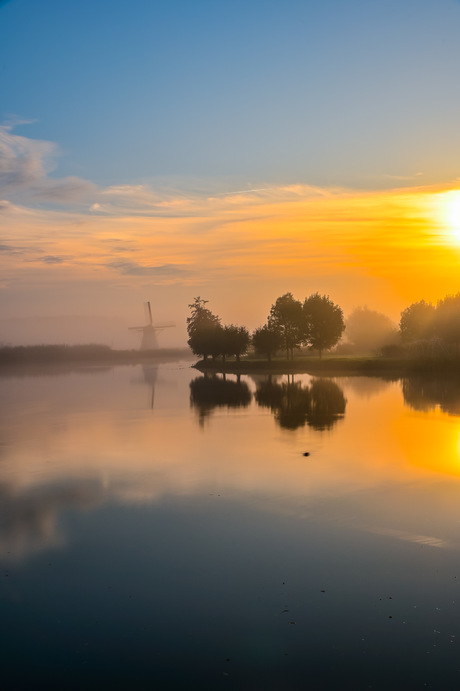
[2,345,460,378]
[193,356,460,377]
[0,345,193,368]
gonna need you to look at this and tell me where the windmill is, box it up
[129,301,175,350]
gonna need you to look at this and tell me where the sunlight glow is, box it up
[437,190,460,244]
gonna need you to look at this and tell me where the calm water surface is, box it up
[2,363,460,689]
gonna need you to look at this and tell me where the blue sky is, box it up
[2,0,460,191]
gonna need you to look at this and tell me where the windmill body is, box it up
[129,301,175,350]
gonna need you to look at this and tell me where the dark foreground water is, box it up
[2,363,460,689]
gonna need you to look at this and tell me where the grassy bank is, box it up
[0,344,193,367]
[194,355,460,377]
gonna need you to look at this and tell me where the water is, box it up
[1,363,460,689]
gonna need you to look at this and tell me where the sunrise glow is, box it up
[440,190,460,244]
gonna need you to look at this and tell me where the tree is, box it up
[399,300,435,342]
[222,325,250,362]
[207,324,226,361]
[435,293,460,347]
[252,324,283,362]
[303,293,345,358]
[186,297,221,360]
[346,306,397,353]
[269,293,305,360]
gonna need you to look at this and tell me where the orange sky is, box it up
[2,181,460,345]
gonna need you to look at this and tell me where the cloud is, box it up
[32,176,96,203]
[94,184,199,217]
[383,172,424,181]
[0,123,96,204]
[0,123,55,190]
[107,260,188,277]
[0,125,350,218]
[0,243,32,254]
[40,255,66,264]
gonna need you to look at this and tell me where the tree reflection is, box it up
[308,379,347,430]
[189,374,252,425]
[255,376,346,430]
[402,376,460,415]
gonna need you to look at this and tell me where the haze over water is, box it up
[2,363,460,689]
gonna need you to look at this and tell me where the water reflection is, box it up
[189,373,347,430]
[337,375,395,400]
[402,375,460,415]
[4,366,460,688]
[0,480,103,559]
[2,365,460,565]
[189,373,251,425]
[255,376,347,430]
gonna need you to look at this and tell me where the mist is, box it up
[0,315,184,349]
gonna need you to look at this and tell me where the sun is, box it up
[437,190,460,244]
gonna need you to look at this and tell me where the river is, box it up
[1,363,460,689]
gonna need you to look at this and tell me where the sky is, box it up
[1,0,460,347]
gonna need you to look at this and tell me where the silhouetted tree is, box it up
[208,324,226,361]
[434,293,460,348]
[187,297,221,359]
[269,293,305,360]
[399,300,435,342]
[303,293,345,358]
[222,325,250,362]
[252,324,283,362]
[346,306,397,353]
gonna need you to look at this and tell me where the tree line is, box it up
[187,293,345,361]
[399,295,460,345]
[187,290,460,363]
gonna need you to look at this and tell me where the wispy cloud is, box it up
[383,172,424,181]
[107,260,188,278]
[0,123,55,190]
[3,125,460,316]
[0,123,96,204]
[0,125,349,217]
[40,255,67,264]
[0,243,34,255]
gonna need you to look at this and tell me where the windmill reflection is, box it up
[255,376,347,430]
[189,374,252,426]
[142,365,158,409]
[402,376,460,416]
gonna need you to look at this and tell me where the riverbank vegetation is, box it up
[0,344,191,367]
[187,291,460,375]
